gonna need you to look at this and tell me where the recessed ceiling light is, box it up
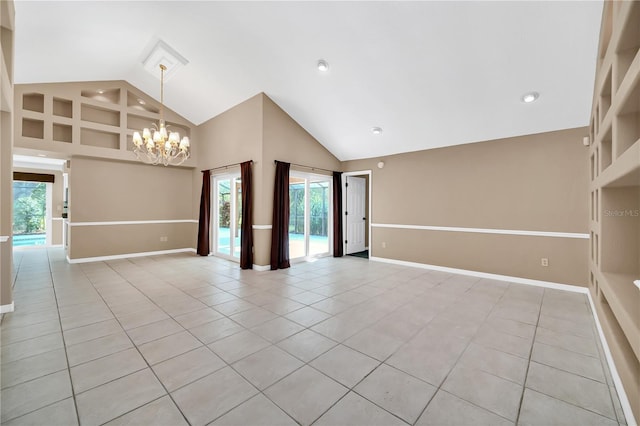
[371,127,383,135]
[37,154,47,157]
[97,89,105,94]
[521,92,539,103]
[138,98,146,105]
[317,60,329,72]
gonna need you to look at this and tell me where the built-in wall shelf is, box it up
[52,97,72,118]
[601,272,640,359]
[23,92,44,113]
[595,139,639,188]
[13,81,196,166]
[589,1,640,420]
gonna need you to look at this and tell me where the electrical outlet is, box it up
[160,236,168,242]
[382,242,387,248]
[541,258,549,267]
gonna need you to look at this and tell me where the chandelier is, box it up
[132,64,190,166]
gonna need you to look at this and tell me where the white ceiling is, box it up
[14,1,602,161]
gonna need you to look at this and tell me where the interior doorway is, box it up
[12,180,51,248]
[343,171,371,258]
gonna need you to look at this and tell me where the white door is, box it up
[345,176,366,254]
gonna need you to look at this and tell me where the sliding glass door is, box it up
[213,174,242,260]
[289,173,331,259]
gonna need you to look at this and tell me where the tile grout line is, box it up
[514,287,545,425]
[407,280,515,426]
[76,257,194,425]
[46,248,82,426]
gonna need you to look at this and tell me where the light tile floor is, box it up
[0,248,628,426]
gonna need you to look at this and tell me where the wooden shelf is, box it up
[590,1,640,420]
[80,127,120,150]
[22,92,44,113]
[53,97,72,118]
[600,272,640,360]
[597,139,640,188]
[81,88,120,106]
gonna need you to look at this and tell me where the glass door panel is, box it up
[309,179,330,256]
[13,181,47,247]
[216,179,231,256]
[289,177,306,259]
[214,175,241,259]
[289,174,331,259]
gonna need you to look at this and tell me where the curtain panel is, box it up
[270,161,291,270]
[332,171,344,257]
[197,170,211,256]
[240,161,253,269]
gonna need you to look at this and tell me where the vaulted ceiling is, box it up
[14,1,602,161]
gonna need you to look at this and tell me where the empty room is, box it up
[0,1,638,425]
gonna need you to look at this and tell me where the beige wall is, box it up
[259,95,341,265]
[69,157,195,260]
[194,93,263,220]
[343,127,590,286]
[195,93,341,266]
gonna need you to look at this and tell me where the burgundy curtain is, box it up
[270,161,290,270]
[332,171,344,257]
[240,161,253,269]
[197,170,211,256]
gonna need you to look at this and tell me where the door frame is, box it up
[289,171,333,262]
[342,170,372,258]
[211,173,241,263]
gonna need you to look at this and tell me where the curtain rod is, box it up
[202,160,252,173]
[274,160,334,174]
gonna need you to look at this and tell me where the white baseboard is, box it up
[0,301,15,313]
[252,264,270,271]
[586,292,637,426]
[67,248,196,264]
[369,256,587,293]
[370,255,635,426]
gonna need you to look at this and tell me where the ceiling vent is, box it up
[142,39,189,82]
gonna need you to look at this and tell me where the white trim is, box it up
[69,220,197,227]
[67,248,196,264]
[372,223,589,239]
[0,301,15,314]
[52,217,63,221]
[369,256,587,293]
[252,264,271,271]
[586,292,637,426]
[252,225,272,230]
[0,236,9,243]
[45,182,53,246]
